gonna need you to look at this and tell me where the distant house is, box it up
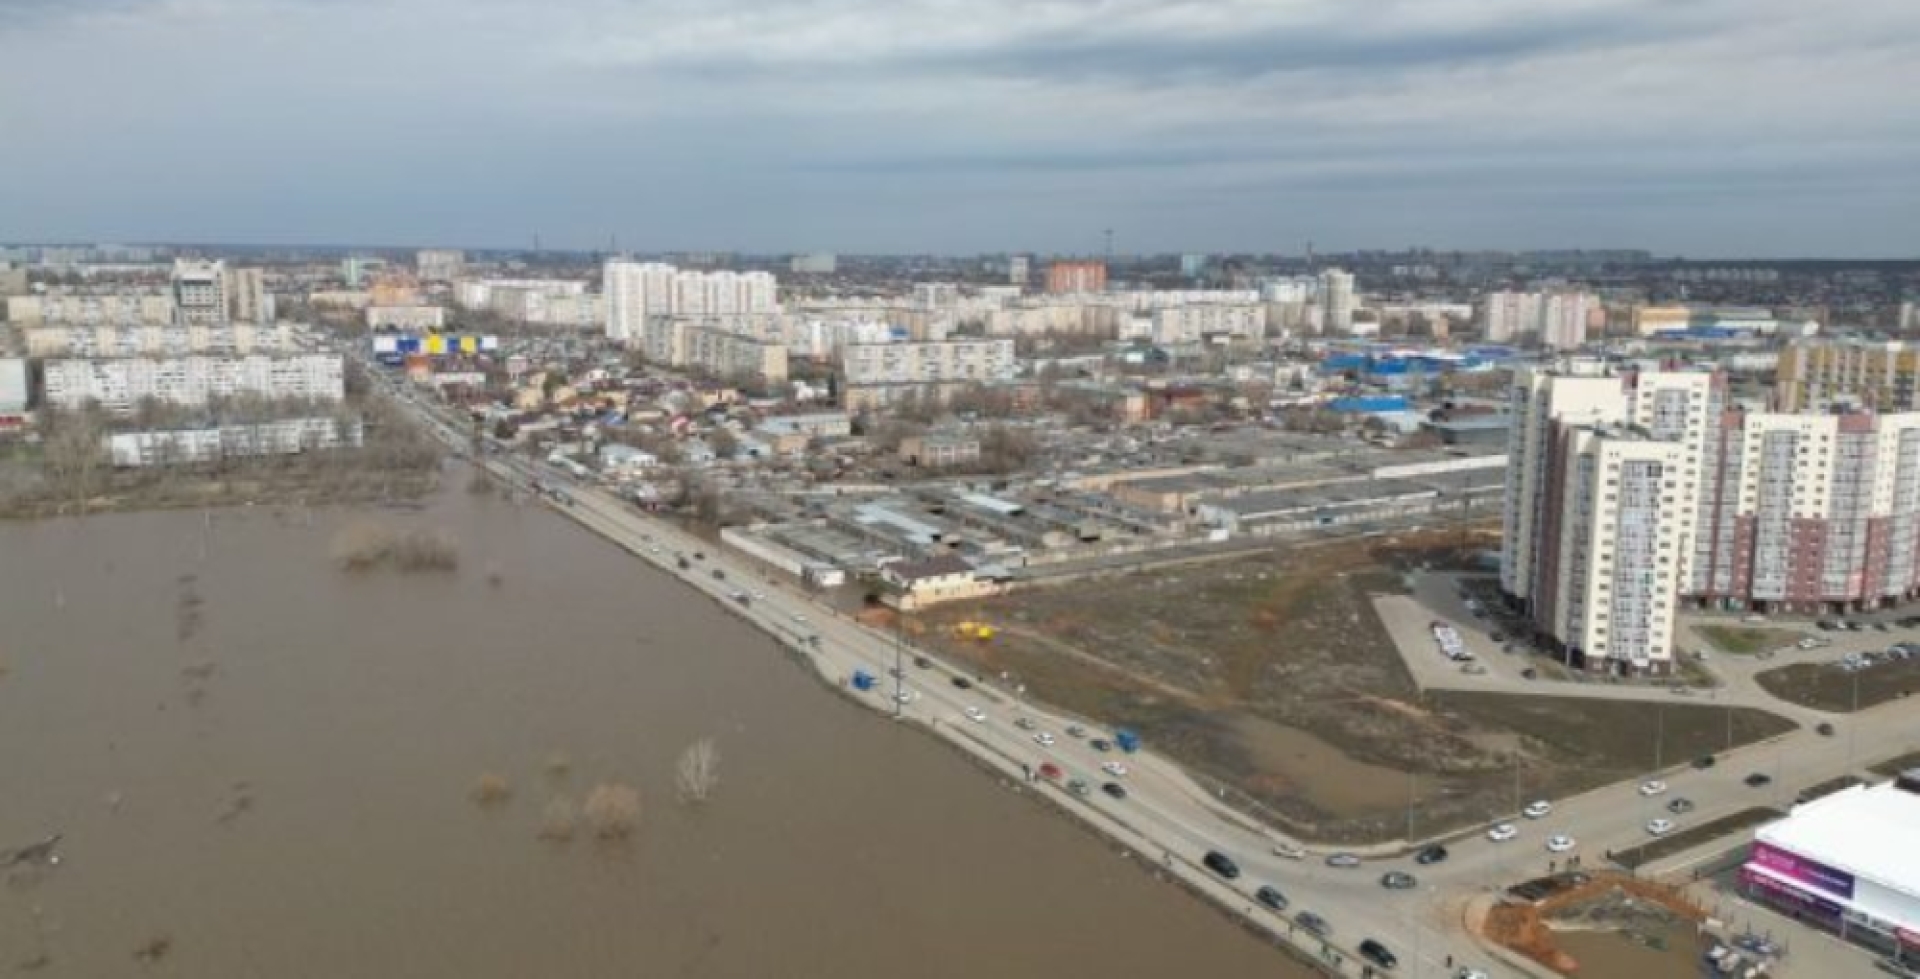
[599,443,658,475]
[878,554,1000,610]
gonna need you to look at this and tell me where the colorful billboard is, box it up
[1750,842,1856,899]
[369,334,498,357]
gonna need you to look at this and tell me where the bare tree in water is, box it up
[675,737,722,805]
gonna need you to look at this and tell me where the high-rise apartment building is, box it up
[1046,261,1107,295]
[840,338,1016,410]
[1318,268,1355,333]
[172,259,229,325]
[228,267,272,323]
[1482,290,1597,348]
[603,260,778,345]
[1008,256,1030,287]
[1507,361,1920,674]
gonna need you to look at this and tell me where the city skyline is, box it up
[2,0,1917,257]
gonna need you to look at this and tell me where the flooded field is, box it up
[0,479,1306,978]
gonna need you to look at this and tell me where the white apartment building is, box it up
[603,260,778,344]
[1502,364,1716,674]
[172,259,229,325]
[25,323,297,358]
[1482,290,1599,348]
[1150,304,1267,345]
[416,249,466,282]
[107,417,363,467]
[1318,269,1356,333]
[840,338,1015,409]
[366,305,449,330]
[7,293,176,326]
[638,317,788,385]
[453,278,587,310]
[43,354,346,412]
[228,267,273,323]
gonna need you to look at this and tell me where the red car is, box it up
[1038,763,1064,781]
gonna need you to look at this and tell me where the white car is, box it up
[893,689,918,704]
[1645,818,1676,836]
[791,613,809,624]
[1546,834,1577,853]
[1638,780,1669,797]
[1522,800,1552,819]
[1101,761,1130,778]
[963,706,986,723]
[1271,841,1307,860]
[1487,823,1519,843]
[1034,732,1056,747]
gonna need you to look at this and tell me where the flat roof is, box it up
[1755,782,1920,903]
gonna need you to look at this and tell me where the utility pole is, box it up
[1655,706,1667,771]
[893,603,905,719]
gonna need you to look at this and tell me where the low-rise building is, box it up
[899,434,981,468]
[106,417,362,467]
[880,554,1000,609]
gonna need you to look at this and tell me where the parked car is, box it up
[1359,939,1399,970]
[1415,845,1449,865]
[1203,851,1241,880]
[1255,885,1289,911]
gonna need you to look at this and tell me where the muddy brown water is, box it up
[1556,922,1709,979]
[0,481,1311,978]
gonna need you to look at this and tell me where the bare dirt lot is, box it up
[1754,659,1920,712]
[916,533,1795,844]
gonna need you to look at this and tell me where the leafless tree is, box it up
[583,782,642,840]
[675,737,722,805]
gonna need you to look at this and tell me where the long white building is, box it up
[604,260,778,344]
[43,354,345,412]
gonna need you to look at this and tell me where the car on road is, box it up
[1065,779,1090,797]
[951,677,973,690]
[1546,834,1577,853]
[1089,738,1113,752]
[1202,851,1241,880]
[1745,772,1773,788]
[1101,761,1129,778]
[893,689,918,704]
[1817,722,1836,736]
[1380,871,1417,890]
[1255,885,1289,911]
[790,613,808,624]
[1639,779,1669,796]
[1667,797,1696,814]
[1454,969,1491,979]
[1033,732,1056,747]
[963,706,986,723]
[1038,762,1063,780]
[1521,667,1538,680]
[1014,716,1036,731]
[1359,939,1399,970]
[1487,823,1519,843]
[1295,911,1330,937]
[1523,800,1553,819]
[1325,852,1361,868]
[1646,818,1676,836]
[1415,845,1449,865]
[1693,755,1717,770]
[912,656,930,668]
[1101,782,1127,800]
[1270,841,1306,860]
[1066,724,1087,738]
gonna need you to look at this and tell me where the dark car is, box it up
[1101,781,1127,800]
[1295,911,1331,937]
[1521,667,1538,680]
[1817,620,1837,631]
[1667,797,1695,814]
[950,676,973,690]
[1415,845,1449,865]
[1203,851,1241,880]
[1360,939,1399,969]
[1746,772,1773,788]
[1089,738,1113,752]
[1380,871,1418,890]
[1693,755,1717,770]
[711,568,726,580]
[1817,722,1836,736]
[913,656,931,669]
[1255,885,1289,912]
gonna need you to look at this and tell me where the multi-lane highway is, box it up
[378,369,1920,978]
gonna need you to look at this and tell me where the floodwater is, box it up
[0,478,1308,978]
[1557,922,1709,979]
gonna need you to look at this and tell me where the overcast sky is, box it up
[2,0,1916,256]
